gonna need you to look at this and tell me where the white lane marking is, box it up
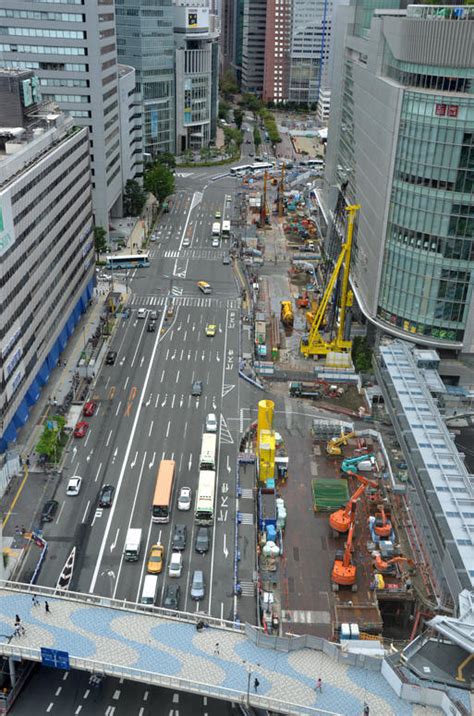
[75,705,82,714]
[55,687,62,696]
[115,401,122,417]
[171,394,175,409]
[89,306,168,593]
[149,451,156,469]
[166,420,171,438]
[110,529,120,552]
[55,501,65,525]
[176,370,180,382]
[112,690,121,700]
[188,453,193,471]
[160,369,165,383]
[95,462,103,483]
[83,689,90,699]
[124,376,129,391]
[82,500,90,523]
[156,392,161,407]
[149,420,154,437]
[84,430,91,447]
[46,704,54,713]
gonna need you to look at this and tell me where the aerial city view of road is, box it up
[1,3,473,715]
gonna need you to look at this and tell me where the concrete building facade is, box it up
[0,71,94,451]
[117,65,142,185]
[174,6,219,155]
[324,2,474,354]
[0,0,122,231]
[262,0,291,104]
[115,0,176,158]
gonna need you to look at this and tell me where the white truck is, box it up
[124,528,142,562]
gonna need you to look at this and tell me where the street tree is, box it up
[94,226,107,260]
[123,179,146,216]
[144,163,175,203]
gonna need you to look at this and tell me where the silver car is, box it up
[190,570,205,600]
[177,486,192,511]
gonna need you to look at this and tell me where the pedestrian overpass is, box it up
[0,582,465,715]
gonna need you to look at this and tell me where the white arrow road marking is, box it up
[188,453,193,470]
[180,395,184,407]
[149,451,156,469]
[227,455,231,473]
[110,529,120,552]
[86,449,93,463]
[130,451,138,468]
[146,394,152,407]
[112,447,118,464]
[161,394,168,407]
[221,482,229,494]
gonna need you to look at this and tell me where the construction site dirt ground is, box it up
[273,418,384,640]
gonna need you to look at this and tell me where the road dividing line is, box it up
[166,420,171,438]
[89,306,167,594]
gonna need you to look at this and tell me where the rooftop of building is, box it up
[379,341,474,589]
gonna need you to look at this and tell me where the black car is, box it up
[147,320,156,332]
[191,380,203,396]
[195,526,210,554]
[41,499,59,523]
[163,584,181,610]
[106,350,117,365]
[99,484,115,508]
[171,523,187,551]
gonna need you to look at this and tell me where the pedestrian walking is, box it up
[15,526,20,535]
[214,643,220,656]
[363,706,370,715]
[13,625,21,638]
[44,601,50,614]
[20,526,26,536]
[315,677,322,693]
[14,615,21,626]
[254,678,260,692]
[32,595,39,607]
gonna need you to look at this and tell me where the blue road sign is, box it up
[41,647,70,670]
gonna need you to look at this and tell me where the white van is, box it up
[205,413,217,433]
[168,552,183,578]
[141,574,159,605]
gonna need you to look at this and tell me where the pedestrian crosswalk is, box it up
[239,580,256,597]
[240,488,254,500]
[239,512,254,526]
[162,249,226,260]
[128,294,240,309]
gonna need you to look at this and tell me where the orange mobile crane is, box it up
[373,554,414,574]
[373,504,392,539]
[331,511,358,592]
[329,473,378,537]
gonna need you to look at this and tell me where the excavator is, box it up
[331,511,358,592]
[373,553,414,575]
[341,453,376,474]
[326,431,356,456]
[329,473,378,536]
[373,504,392,539]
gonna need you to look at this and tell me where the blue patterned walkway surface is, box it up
[0,589,441,715]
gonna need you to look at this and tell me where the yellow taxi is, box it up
[206,324,217,337]
[215,210,221,219]
[197,281,212,294]
[147,543,164,574]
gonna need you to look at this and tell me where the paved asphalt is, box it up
[11,136,266,715]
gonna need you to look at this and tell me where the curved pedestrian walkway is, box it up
[0,584,449,715]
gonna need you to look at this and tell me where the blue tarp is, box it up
[73,304,81,322]
[47,342,60,370]
[67,314,75,336]
[2,420,17,445]
[13,399,29,429]
[26,378,41,407]
[58,328,67,351]
[79,295,87,312]
[37,359,50,386]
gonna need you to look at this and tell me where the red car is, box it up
[73,421,89,438]
[83,401,97,417]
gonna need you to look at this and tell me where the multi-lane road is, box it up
[37,168,255,629]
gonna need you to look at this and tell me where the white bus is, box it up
[251,162,273,172]
[211,221,221,236]
[222,220,231,237]
[230,164,252,176]
[195,470,216,524]
[200,432,217,471]
[302,159,324,168]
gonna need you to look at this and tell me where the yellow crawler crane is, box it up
[300,204,360,358]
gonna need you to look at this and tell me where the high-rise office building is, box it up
[0,71,94,451]
[262,0,291,104]
[0,0,122,231]
[115,0,176,157]
[174,6,219,154]
[118,65,142,186]
[323,2,474,354]
[241,0,267,94]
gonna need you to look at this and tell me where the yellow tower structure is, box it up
[257,400,274,448]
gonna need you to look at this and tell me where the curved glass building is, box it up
[324,3,474,353]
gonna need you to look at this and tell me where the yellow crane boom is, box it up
[301,204,360,358]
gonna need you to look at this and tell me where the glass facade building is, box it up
[324,2,474,353]
[115,0,175,157]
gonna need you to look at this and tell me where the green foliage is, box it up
[233,107,244,129]
[155,152,176,170]
[220,69,238,98]
[93,226,107,259]
[351,336,373,373]
[218,100,231,120]
[36,414,66,463]
[123,179,146,217]
[259,108,281,143]
[144,163,175,202]
[240,94,263,113]
[223,126,243,155]
[253,125,261,147]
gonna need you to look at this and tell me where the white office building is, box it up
[0,0,122,231]
[0,71,94,452]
